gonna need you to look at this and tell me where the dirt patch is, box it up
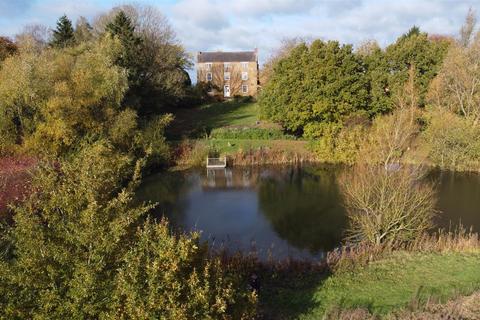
[0,156,37,213]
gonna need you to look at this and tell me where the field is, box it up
[261,251,480,319]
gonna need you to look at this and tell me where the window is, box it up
[224,72,230,80]
[205,63,212,71]
[241,72,248,80]
[206,72,212,81]
[241,62,248,70]
[224,62,231,71]
[242,84,248,94]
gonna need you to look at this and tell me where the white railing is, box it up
[206,157,227,168]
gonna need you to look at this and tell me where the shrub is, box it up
[210,127,294,140]
[422,108,480,170]
[136,114,173,171]
[0,142,256,319]
[360,106,420,168]
[306,122,365,164]
[339,165,436,245]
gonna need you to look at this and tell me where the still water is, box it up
[137,165,480,260]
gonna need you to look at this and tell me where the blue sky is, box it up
[1,0,479,67]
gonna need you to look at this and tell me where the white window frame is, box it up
[242,84,248,94]
[205,63,212,71]
[241,62,248,70]
[241,72,248,80]
[206,72,213,81]
[224,72,230,81]
[224,62,231,71]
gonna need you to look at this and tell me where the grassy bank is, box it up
[168,100,316,167]
[260,250,480,319]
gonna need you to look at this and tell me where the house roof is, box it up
[197,50,257,63]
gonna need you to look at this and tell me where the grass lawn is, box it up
[261,251,480,319]
[167,100,266,139]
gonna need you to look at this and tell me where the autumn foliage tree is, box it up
[428,9,480,121]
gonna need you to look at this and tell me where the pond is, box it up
[136,165,480,261]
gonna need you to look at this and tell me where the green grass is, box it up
[261,251,480,319]
[167,101,265,139]
[206,139,309,155]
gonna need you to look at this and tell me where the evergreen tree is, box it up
[106,11,143,88]
[50,15,75,48]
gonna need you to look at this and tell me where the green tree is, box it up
[259,40,369,134]
[100,5,191,114]
[106,10,143,89]
[0,142,256,319]
[385,26,450,106]
[50,15,76,48]
[357,40,393,115]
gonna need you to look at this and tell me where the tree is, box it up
[259,40,369,134]
[74,16,93,43]
[428,10,480,121]
[0,37,17,62]
[50,15,75,48]
[100,5,191,113]
[0,142,256,319]
[385,26,450,106]
[339,164,436,245]
[14,24,50,52]
[0,36,129,156]
[106,10,143,90]
[260,37,308,86]
[357,40,393,115]
[361,67,421,169]
[459,8,477,47]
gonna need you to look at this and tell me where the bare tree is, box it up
[355,39,381,57]
[429,10,480,122]
[460,7,477,47]
[361,67,420,169]
[340,165,436,245]
[210,63,244,97]
[260,37,308,86]
[15,24,50,51]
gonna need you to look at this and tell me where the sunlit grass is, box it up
[261,251,480,319]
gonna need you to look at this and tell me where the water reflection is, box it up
[136,165,480,260]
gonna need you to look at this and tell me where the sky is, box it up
[1,0,479,68]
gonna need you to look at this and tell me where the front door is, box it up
[224,85,230,98]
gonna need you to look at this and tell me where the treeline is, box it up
[0,5,256,319]
[0,4,196,162]
[259,10,480,171]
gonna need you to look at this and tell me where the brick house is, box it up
[196,49,259,98]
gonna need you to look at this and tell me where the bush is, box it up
[210,127,294,140]
[339,165,436,245]
[422,108,480,170]
[136,114,173,171]
[306,123,365,164]
[0,142,256,319]
[360,106,420,168]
